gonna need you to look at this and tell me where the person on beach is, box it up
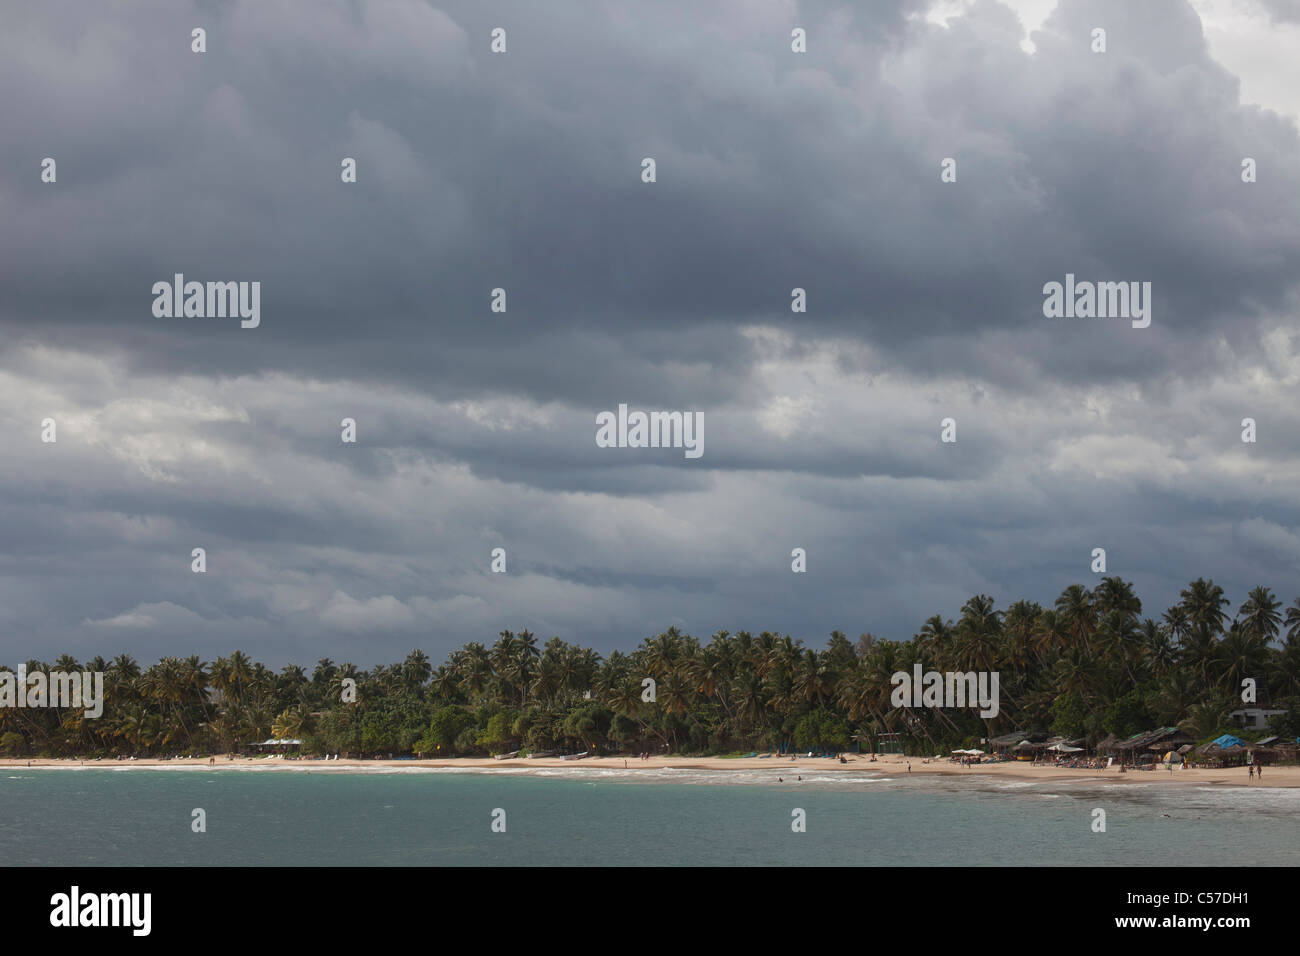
[1257,765,1262,781]
[907,762,911,773]
[1249,765,1254,780]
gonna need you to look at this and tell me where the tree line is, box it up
[2,577,1298,758]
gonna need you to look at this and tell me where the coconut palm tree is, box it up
[1055,584,1097,653]
[402,649,432,691]
[1285,597,1300,642]
[1239,586,1281,643]
[1214,622,1269,697]
[1180,579,1230,641]
[1141,619,1176,679]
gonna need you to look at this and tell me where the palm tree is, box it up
[954,595,1002,672]
[792,649,834,707]
[1285,597,1300,642]
[644,631,681,679]
[1214,623,1269,697]
[1239,586,1281,643]
[1273,635,1300,697]
[1055,584,1097,653]
[402,649,432,691]
[1180,578,1230,641]
[271,706,306,740]
[1153,668,1199,725]
[1140,619,1176,678]
[458,643,493,701]
[1093,577,1142,619]
[916,615,954,667]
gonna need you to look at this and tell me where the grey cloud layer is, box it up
[4,0,1297,394]
[1,0,1298,665]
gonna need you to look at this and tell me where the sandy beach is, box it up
[3,752,1295,787]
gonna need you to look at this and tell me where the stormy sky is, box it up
[2,0,1298,668]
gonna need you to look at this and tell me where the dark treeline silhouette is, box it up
[3,578,1299,758]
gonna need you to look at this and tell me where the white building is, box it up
[1227,708,1286,732]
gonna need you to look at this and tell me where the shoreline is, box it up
[3,753,1295,787]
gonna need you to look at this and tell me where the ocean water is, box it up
[1,766,1296,866]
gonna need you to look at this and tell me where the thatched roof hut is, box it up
[1195,741,1248,766]
[1271,742,1298,761]
[989,731,1031,751]
[1107,727,1185,762]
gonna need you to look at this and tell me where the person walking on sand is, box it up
[1257,765,1262,781]
[1248,765,1254,780]
[907,761,911,773]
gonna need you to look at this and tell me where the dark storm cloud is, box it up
[2,0,1299,667]
[2,0,1296,402]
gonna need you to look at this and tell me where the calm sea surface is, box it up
[2,766,1296,866]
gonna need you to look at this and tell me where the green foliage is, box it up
[1266,705,1300,740]
[418,705,474,755]
[793,710,850,752]
[477,711,519,754]
[1102,688,1155,738]
[5,580,1299,760]
[1050,692,1088,738]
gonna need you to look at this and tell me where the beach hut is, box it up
[990,731,1030,754]
[1269,741,1298,764]
[1109,727,1186,766]
[1012,739,1043,760]
[1196,736,1248,767]
[1148,732,1194,761]
[1095,733,1120,755]
[245,738,302,755]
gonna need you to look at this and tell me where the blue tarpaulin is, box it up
[1212,734,1245,748]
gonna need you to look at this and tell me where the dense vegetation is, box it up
[2,577,1298,758]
